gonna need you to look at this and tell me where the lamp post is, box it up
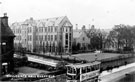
[95,50,100,61]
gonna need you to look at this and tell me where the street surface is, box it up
[99,62,135,82]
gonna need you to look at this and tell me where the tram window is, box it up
[82,67,86,73]
[87,66,91,72]
[91,66,94,71]
[94,65,97,70]
[68,67,76,74]
[76,71,80,80]
[76,68,80,74]
[95,65,98,70]
[82,67,85,73]
[68,67,72,73]
[98,64,100,69]
[73,68,76,74]
[97,64,100,69]
[95,64,99,70]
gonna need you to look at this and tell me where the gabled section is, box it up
[1,14,15,37]
[63,21,72,27]
[60,16,73,27]
[73,30,83,38]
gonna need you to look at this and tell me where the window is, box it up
[29,35,31,41]
[42,27,43,32]
[66,40,68,45]
[82,67,86,74]
[37,28,39,33]
[41,35,43,40]
[55,27,57,32]
[38,28,40,32]
[39,35,41,41]
[44,35,47,41]
[30,35,32,41]
[67,67,72,73]
[69,42,71,47]
[91,66,94,71]
[87,66,91,72]
[48,35,50,41]
[65,46,68,48]
[51,26,53,32]
[37,35,38,40]
[40,27,42,32]
[60,35,62,40]
[55,35,57,41]
[48,26,50,32]
[27,35,29,41]
[70,27,72,31]
[66,28,68,32]
[51,35,53,41]
[20,36,21,40]
[45,27,47,32]
[29,27,31,33]
[69,33,71,41]
[66,33,68,39]
[83,37,85,41]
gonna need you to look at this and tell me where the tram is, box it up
[66,61,101,82]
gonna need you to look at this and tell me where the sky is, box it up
[0,0,135,29]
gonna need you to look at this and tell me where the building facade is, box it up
[0,13,15,77]
[73,25,90,50]
[10,16,73,54]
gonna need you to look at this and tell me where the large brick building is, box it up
[0,13,15,77]
[10,16,73,54]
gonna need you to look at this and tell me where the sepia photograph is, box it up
[0,0,135,82]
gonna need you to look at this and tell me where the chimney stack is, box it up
[82,25,86,30]
[4,13,7,17]
[30,17,33,20]
[76,24,78,30]
[91,25,95,29]
[2,13,8,26]
[89,24,90,29]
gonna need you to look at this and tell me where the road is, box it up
[99,62,135,82]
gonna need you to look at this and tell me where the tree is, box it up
[57,41,63,58]
[87,27,107,50]
[72,41,77,52]
[106,24,135,52]
[105,30,118,50]
[77,43,81,50]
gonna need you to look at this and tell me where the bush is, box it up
[102,49,117,53]
[123,47,133,52]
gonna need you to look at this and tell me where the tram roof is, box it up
[66,61,100,68]
[27,56,58,67]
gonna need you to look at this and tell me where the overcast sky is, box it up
[0,0,135,29]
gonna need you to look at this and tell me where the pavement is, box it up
[99,62,135,82]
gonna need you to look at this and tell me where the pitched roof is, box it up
[1,17,15,37]
[35,16,66,27]
[73,29,83,38]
